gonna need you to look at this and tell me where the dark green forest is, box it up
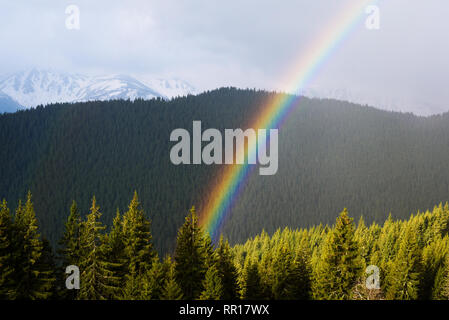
[2,191,449,300]
[2,88,449,254]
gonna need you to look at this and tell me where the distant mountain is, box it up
[0,91,21,113]
[0,69,196,112]
[298,86,447,116]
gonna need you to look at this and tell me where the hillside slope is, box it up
[1,88,449,253]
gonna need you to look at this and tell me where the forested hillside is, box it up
[2,88,449,253]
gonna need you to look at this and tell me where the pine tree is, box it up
[420,236,448,299]
[122,272,144,300]
[241,259,263,300]
[145,256,167,299]
[0,199,15,299]
[313,209,363,300]
[58,200,83,299]
[78,197,120,300]
[200,265,223,300]
[59,201,82,267]
[103,209,127,289]
[386,223,422,300]
[215,236,239,300]
[160,257,183,300]
[271,243,295,299]
[39,238,58,299]
[174,206,207,299]
[290,244,312,299]
[13,192,54,299]
[122,191,155,276]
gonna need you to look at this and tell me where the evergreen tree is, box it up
[78,197,119,300]
[200,265,223,300]
[13,192,54,299]
[215,236,239,300]
[0,199,15,299]
[160,257,183,300]
[241,259,263,300]
[174,206,207,299]
[145,256,167,299]
[290,245,312,299]
[103,209,127,288]
[58,201,82,267]
[420,236,448,299]
[313,209,363,300]
[271,243,295,299]
[386,223,422,300]
[122,191,155,275]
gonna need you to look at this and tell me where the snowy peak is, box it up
[135,76,196,100]
[0,69,196,112]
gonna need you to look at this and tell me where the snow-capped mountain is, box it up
[0,69,196,113]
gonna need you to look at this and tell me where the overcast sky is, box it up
[1,0,448,114]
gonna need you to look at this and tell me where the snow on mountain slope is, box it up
[0,91,21,113]
[0,69,196,112]
[135,76,197,99]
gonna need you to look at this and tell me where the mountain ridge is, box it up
[0,69,196,112]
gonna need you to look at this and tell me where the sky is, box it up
[1,0,449,115]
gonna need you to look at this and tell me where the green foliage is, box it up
[160,257,183,300]
[174,206,207,299]
[12,192,55,299]
[386,223,422,300]
[240,259,263,300]
[122,191,155,275]
[215,236,239,300]
[200,265,224,300]
[313,209,363,300]
[78,197,120,300]
[58,201,82,267]
[0,199,15,299]
[2,191,449,300]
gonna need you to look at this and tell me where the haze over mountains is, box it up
[0,69,196,112]
[1,69,447,116]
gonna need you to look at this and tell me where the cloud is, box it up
[0,0,448,114]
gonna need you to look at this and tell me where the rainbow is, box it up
[200,0,377,240]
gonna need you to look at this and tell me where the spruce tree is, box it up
[241,259,263,300]
[160,257,183,300]
[313,209,363,300]
[174,206,207,299]
[215,236,239,300]
[78,197,119,300]
[122,191,155,275]
[103,209,127,288]
[271,243,295,299]
[290,245,312,299]
[386,223,422,300]
[59,200,82,267]
[200,265,223,300]
[13,192,54,299]
[0,199,15,299]
[145,256,167,299]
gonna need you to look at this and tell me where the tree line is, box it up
[2,191,449,300]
